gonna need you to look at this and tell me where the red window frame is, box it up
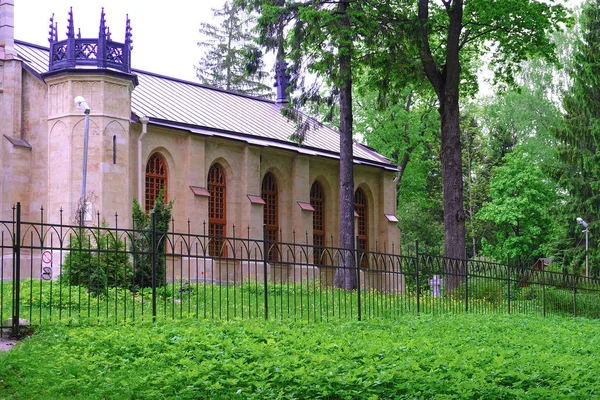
[208,163,227,257]
[311,181,326,265]
[262,172,279,262]
[355,188,369,268]
[145,153,168,214]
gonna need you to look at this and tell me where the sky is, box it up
[14,0,227,82]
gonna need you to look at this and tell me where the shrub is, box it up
[62,224,132,296]
[131,189,173,289]
[453,277,505,304]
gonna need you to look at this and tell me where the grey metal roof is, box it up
[15,40,396,171]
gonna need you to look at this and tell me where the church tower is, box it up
[42,8,137,223]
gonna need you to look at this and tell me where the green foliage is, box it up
[453,278,506,304]
[3,314,600,399]
[62,224,132,296]
[462,1,571,88]
[196,0,272,98]
[131,189,173,289]
[522,286,600,319]
[354,80,444,253]
[477,149,561,260]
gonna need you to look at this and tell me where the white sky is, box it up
[14,0,227,82]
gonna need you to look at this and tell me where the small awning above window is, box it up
[385,214,399,223]
[190,186,210,197]
[297,202,315,211]
[247,194,266,204]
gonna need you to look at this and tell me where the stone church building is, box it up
[0,3,400,259]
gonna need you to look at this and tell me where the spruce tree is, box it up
[553,0,600,276]
[196,1,272,98]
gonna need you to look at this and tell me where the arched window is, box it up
[310,181,325,264]
[354,188,368,268]
[262,172,279,262]
[145,153,168,213]
[208,163,226,257]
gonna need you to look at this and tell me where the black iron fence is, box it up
[2,203,600,337]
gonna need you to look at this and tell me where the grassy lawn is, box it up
[1,314,599,399]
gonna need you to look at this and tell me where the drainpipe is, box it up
[138,116,149,205]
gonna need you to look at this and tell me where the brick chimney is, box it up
[0,0,16,59]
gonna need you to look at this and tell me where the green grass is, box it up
[1,314,600,399]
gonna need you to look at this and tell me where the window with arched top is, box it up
[262,172,279,262]
[208,163,227,257]
[145,153,168,213]
[355,188,368,268]
[311,181,325,265]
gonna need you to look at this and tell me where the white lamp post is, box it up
[576,217,589,278]
[74,96,90,224]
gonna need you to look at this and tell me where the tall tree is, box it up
[196,1,272,97]
[417,0,567,287]
[243,0,371,288]
[553,0,600,276]
[366,0,568,289]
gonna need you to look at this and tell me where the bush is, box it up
[62,224,132,296]
[453,277,505,304]
[131,189,173,289]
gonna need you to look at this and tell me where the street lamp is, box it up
[576,217,589,278]
[74,96,90,225]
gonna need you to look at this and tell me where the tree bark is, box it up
[439,92,466,290]
[334,0,357,290]
[417,0,466,290]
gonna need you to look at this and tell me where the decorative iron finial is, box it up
[125,15,133,50]
[274,59,290,104]
[66,7,74,39]
[48,13,57,43]
[47,8,135,75]
[99,7,106,38]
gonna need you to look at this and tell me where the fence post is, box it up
[356,235,362,322]
[506,254,511,314]
[151,210,157,322]
[415,240,420,316]
[573,276,577,318]
[12,203,21,337]
[542,270,546,317]
[464,258,469,313]
[263,224,269,320]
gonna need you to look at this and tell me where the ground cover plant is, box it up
[3,275,600,332]
[1,313,599,399]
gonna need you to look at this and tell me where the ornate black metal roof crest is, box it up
[47,7,133,73]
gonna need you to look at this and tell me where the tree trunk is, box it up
[440,96,466,290]
[417,0,466,290]
[334,0,357,290]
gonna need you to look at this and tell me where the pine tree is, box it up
[553,0,600,276]
[195,1,272,98]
